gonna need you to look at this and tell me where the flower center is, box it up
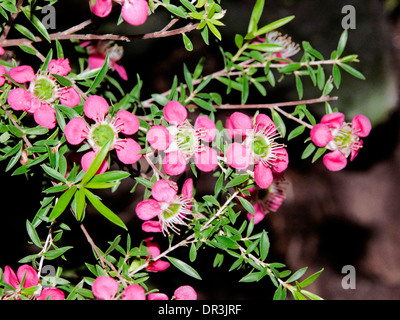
[33,77,57,102]
[91,124,116,149]
[159,197,192,235]
[252,135,270,157]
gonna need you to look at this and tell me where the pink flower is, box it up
[122,284,146,300]
[84,41,128,80]
[0,64,7,86]
[37,287,65,300]
[244,175,288,224]
[92,276,119,300]
[225,112,288,189]
[90,0,149,26]
[147,100,218,176]
[0,45,5,55]
[136,178,193,235]
[64,95,142,173]
[3,265,39,290]
[7,59,80,129]
[144,237,171,272]
[310,112,371,171]
[148,292,169,300]
[173,285,197,300]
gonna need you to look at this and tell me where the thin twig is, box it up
[0,0,24,42]
[2,105,34,149]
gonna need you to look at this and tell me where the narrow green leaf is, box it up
[286,266,308,283]
[247,0,265,33]
[166,256,202,280]
[14,23,37,41]
[226,174,249,188]
[238,196,255,215]
[182,33,193,51]
[298,268,324,288]
[311,147,327,163]
[48,186,77,221]
[215,235,238,249]
[74,187,86,221]
[26,220,42,248]
[81,139,111,185]
[271,109,286,138]
[338,63,365,80]
[41,164,67,182]
[288,125,305,141]
[337,29,348,58]
[90,171,130,183]
[301,142,316,160]
[260,230,270,261]
[166,4,187,19]
[183,63,193,92]
[44,246,73,260]
[88,54,110,93]
[206,21,221,40]
[254,15,295,37]
[18,45,37,55]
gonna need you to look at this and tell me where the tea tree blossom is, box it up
[144,237,171,272]
[225,112,289,189]
[90,0,149,26]
[7,59,80,129]
[64,95,142,173]
[147,100,218,176]
[310,112,371,171]
[136,178,193,235]
[37,287,65,300]
[3,265,39,291]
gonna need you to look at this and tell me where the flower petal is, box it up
[148,292,169,300]
[181,178,193,200]
[59,87,81,107]
[147,125,174,151]
[81,150,108,174]
[194,146,218,172]
[174,285,197,300]
[115,110,139,135]
[323,150,347,171]
[310,123,333,147]
[17,265,38,288]
[88,54,106,69]
[228,112,253,137]
[226,143,250,170]
[247,202,266,225]
[121,0,149,26]
[271,148,289,173]
[90,0,113,17]
[194,116,216,142]
[147,260,170,272]
[320,112,345,129]
[350,139,363,161]
[7,88,33,111]
[254,162,273,189]
[163,150,187,176]
[255,113,276,134]
[48,58,71,77]
[65,117,88,145]
[37,288,65,300]
[136,199,161,221]
[122,284,146,300]
[9,65,35,83]
[164,100,187,125]
[115,138,142,164]
[152,179,178,202]
[84,95,109,122]
[92,276,119,300]
[3,266,19,289]
[142,220,163,233]
[352,114,371,138]
[34,104,57,129]
[113,63,128,81]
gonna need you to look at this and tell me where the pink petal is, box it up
[92,276,119,300]
[115,138,142,164]
[0,65,7,86]
[147,125,173,150]
[136,199,161,221]
[194,146,218,172]
[17,265,38,288]
[145,237,160,257]
[59,87,81,107]
[310,123,333,147]
[142,220,162,233]
[320,112,345,129]
[37,288,65,300]
[255,113,276,134]
[3,266,19,289]
[122,284,146,300]
[147,260,170,272]
[65,117,88,145]
[90,0,113,17]
[174,285,197,300]
[115,110,139,135]
[181,178,193,200]
[271,148,289,173]
[352,114,371,138]
[0,45,5,55]
[113,63,128,81]
[148,292,169,300]
[34,104,57,129]
[9,65,35,83]
[228,112,253,137]
[247,202,266,224]
[88,54,106,69]
[350,140,363,161]
[164,100,187,125]
[194,116,216,142]
[254,162,273,189]
[121,0,149,26]
[7,88,33,111]
[152,179,178,202]
[81,150,108,174]
[323,150,347,171]
[226,143,250,170]
[48,58,71,77]
[163,150,187,176]
[84,95,109,122]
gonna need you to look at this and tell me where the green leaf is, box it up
[41,164,67,182]
[84,188,127,230]
[295,74,303,99]
[247,43,283,52]
[51,74,72,87]
[26,220,42,248]
[215,235,238,249]
[14,23,37,41]
[238,196,255,215]
[202,195,220,207]
[48,186,77,221]
[286,266,308,283]
[90,171,130,183]
[88,54,110,93]
[192,97,216,112]
[74,187,86,221]
[166,256,202,280]
[235,34,243,49]
[247,0,265,33]
[21,7,51,43]
[226,174,249,188]
[271,109,286,138]
[337,29,348,58]
[81,139,112,185]
[332,64,341,88]
[182,33,193,51]
[338,63,365,80]
[44,246,73,260]
[298,268,324,288]
[183,63,193,92]
[288,125,305,141]
[206,21,221,40]
[166,4,187,19]
[301,142,316,159]
[301,289,324,300]
[18,45,37,55]
[254,15,295,37]
[260,230,270,261]
[312,147,326,163]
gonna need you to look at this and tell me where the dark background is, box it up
[1,0,400,300]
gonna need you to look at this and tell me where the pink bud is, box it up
[90,0,113,18]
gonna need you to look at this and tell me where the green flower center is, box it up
[176,129,196,153]
[92,124,115,148]
[252,135,270,157]
[34,78,56,101]
[162,203,182,220]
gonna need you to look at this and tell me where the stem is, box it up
[2,105,34,150]
[0,0,24,42]
[273,105,313,130]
